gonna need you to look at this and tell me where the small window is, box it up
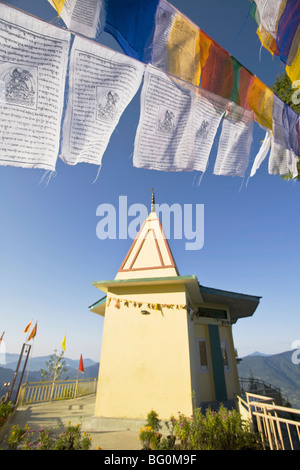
[198,339,209,373]
[221,340,230,372]
[196,307,227,320]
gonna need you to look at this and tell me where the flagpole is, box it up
[24,336,35,384]
[75,367,79,398]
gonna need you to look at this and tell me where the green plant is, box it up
[40,350,69,382]
[171,404,263,450]
[6,421,92,450]
[139,410,163,450]
[0,401,13,426]
[139,425,155,450]
[146,409,161,432]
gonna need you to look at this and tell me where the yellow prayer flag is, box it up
[167,13,201,86]
[62,334,66,351]
[286,43,300,84]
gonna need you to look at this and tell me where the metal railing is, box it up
[18,378,97,406]
[239,377,283,405]
[237,392,300,450]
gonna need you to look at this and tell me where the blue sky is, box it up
[0,0,299,363]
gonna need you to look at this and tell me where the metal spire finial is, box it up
[149,188,155,212]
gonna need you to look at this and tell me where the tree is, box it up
[272,73,300,115]
[40,349,69,382]
[271,73,300,180]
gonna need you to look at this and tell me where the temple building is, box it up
[89,193,260,424]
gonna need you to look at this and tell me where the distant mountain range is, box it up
[238,349,300,409]
[0,354,99,399]
[0,353,97,372]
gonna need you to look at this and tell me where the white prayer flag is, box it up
[47,0,102,38]
[61,36,145,166]
[268,140,298,178]
[250,129,271,177]
[213,104,254,177]
[0,4,70,171]
[193,89,227,172]
[254,0,283,38]
[133,65,196,172]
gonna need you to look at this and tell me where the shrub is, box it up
[172,404,263,450]
[0,401,13,426]
[140,405,263,451]
[6,421,92,450]
[146,409,161,432]
[139,425,155,450]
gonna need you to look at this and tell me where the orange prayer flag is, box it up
[27,322,37,341]
[246,76,274,130]
[24,320,32,333]
[78,354,84,373]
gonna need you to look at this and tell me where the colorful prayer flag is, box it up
[78,354,84,373]
[104,0,160,62]
[27,323,37,341]
[23,320,32,333]
[200,36,233,100]
[62,334,66,351]
[151,0,201,86]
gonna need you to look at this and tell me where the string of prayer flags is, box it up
[107,294,189,312]
[60,36,145,166]
[0,3,70,171]
[47,0,103,38]
[133,65,196,171]
[103,0,160,62]
[251,0,300,82]
[151,0,201,86]
[214,104,254,177]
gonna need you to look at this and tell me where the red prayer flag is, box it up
[0,331,4,346]
[78,354,84,373]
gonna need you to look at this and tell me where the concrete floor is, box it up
[0,395,142,450]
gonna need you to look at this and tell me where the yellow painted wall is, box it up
[94,284,194,420]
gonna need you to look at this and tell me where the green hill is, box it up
[238,350,300,409]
